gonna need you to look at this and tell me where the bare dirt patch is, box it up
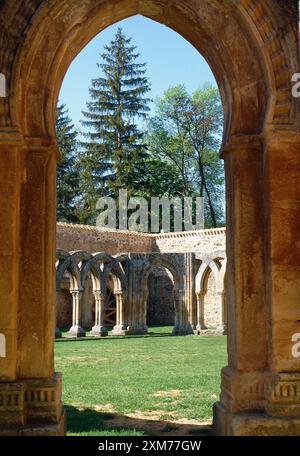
[153,389,182,398]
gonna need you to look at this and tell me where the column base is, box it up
[213,401,300,436]
[66,325,86,338]
[126,326,148,335]
[0,373,66,436]
[90,325,108,337]
[0,409,66,436]
[217,324,227,335]
[55,327,62,339]
[193,324,207,335]
[173,325,194,335]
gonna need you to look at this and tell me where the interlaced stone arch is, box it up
[56,249,82,292]
[55,251,129,337]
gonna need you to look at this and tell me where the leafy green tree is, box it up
[146,84,224,227]
[56,103,80,223]
[79,27,151,223]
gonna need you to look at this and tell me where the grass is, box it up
[55,326,227,436]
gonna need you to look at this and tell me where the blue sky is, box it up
[59,15,217,130]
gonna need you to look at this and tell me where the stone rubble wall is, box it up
[154,228,226,253]
[56,223,155,254]
[57,222,226,254]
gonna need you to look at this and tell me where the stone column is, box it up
[213,136,269,435]
[113,291,128,335]
[66,290,86,338]
[90,291,108,337]
[0,140,21,383]
[126,254,148,335]
[186,253,197,332]
[195,291,207,334]
[216,291,227,335]
[263,132,300,430]
[173,289,193,335]
[0,137,65,434]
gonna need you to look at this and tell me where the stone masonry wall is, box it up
[57,223,226,254]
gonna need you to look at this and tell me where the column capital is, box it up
[114,289,124,296]
[70,289,83,298]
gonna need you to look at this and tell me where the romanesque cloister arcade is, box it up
[0,0,299,436]
[55,249,227,338]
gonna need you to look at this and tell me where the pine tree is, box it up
[79,27,151,223]
[56,103,80,223]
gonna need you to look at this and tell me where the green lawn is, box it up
[55,327,227,436]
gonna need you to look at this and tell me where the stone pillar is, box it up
[126,254,148,335]
[263,132,300,431]
[113,290,128,335]
[66,290,86,338]
[213,136,269,435]
[186,253,197,332]
[0,137,65,435]
[0,140,20,382]
[195,291,207,334]
[90,291,108,337]
[173,253,194,335]
[173,289,193,335]
[216,291,227,335]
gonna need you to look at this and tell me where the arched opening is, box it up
[202,267,220,330]
[147,266,175,331]
[103,288,117,327]
[0,0,298,437]
[56,274,73,330]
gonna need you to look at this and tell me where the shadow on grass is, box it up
[56,332,184,343]
[65,405,213,437]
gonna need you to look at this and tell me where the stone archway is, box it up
[141,257,182,335]
[0,0,299,436]
[147,267,175,327]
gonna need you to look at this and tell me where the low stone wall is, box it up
[57,223,155,254]
[155,228,226,253]
[57,223,226,254]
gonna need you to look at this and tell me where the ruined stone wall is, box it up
[57,223,226,254]
[155,228,226,253]
[57,223,155,254]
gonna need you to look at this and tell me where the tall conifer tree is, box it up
[79,28,151,223]
[56,103,80,223]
